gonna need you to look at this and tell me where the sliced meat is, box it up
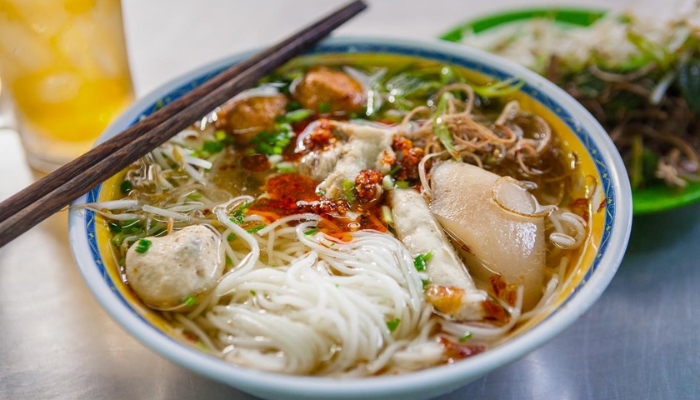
[390,188,487,321]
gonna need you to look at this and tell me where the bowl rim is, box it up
[68,36,632,399]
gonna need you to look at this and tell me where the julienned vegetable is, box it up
[461,10,700,189]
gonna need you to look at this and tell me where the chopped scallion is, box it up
[135,238,152,254]
[183,295,197,307]
[120,180,133,194]
[458,332,473,342]
[413,251,433,272]
[387,318,401,332]
[304,227,319,235]
[246,224,265,234]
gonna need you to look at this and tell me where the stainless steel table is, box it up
[1,1,698,399]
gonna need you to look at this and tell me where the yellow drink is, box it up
[0,0,133,171]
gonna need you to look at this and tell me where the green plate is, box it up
[440,7,700,215]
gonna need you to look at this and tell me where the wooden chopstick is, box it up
[0,0,367,247]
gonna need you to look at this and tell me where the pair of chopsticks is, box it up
[0,0,367,248]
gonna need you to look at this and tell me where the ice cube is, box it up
[0,20,55,74]
[36,72,81,103]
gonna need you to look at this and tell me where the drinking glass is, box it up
[0,0,134,172]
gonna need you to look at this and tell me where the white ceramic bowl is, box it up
[69,37,633,400]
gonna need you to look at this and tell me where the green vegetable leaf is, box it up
[135,238,152,254]
[120,180,133,194]
[342,179,356,203]
[250,129,294,156]
[413,251,434,272]
[202,140,224,155]
[107,222,122,234]
[283,109,312,123]
[230,201,252,224]
[471,77,524,98]
[387,318,401,332]
[246,224,265,234]
[433,93,461,160]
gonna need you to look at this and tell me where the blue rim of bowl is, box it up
[69,37,632,399]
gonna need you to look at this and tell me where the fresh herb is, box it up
[107,222,122,234]
[318,102,332,113]
[433,93,461,160]
[286,100,301,111]
[276,164,297,173]
[458,332,473,342]
[250,129,294,156]
[120,180,133,194]
[386,318,401,332]
[227,232,237,242]
[413,251,434,272]
[183,295,197,307]
[134,238,152,254]
[282,109,312,123]
[202,140,224,155]
[342,179,356,203]
[470,77,524,98]
[421,279,430,289]
[230,201,252,224]
[246,224,265,234]
[304,227,319,235]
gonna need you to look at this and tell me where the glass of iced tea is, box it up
[0,0,133,172]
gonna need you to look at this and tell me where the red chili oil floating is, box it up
[249,173,387,235]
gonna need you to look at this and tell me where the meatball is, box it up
[125,225,224,310]
[217,94,288,145]
[294,66,365,114]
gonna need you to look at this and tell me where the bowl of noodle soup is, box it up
[68,37,632,400]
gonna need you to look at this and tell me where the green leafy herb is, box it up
[304,227,319,235]
[286,100,301,111]
[387,165,401,176]
[386,318,401,332]
[183,295,197,307]
[250,129,294,155]
[227,233,237,242]
[276,164,297,173]
[458,332,473,342]
[135,238,152,254]
[413,251,434,272]
[318,102,332,113]
[202,140,225,155]
[342,179,356,203]
[230,201,252,224]
[421,279,430,289]
[120,180,133,194]
[283,109,312,123]
[433,93,461,160]
[107,222,122,234]
[470,77,525,98]
[246,224,265,234]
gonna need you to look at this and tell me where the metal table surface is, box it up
[1,1,698,399]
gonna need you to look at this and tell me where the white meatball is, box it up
[125,225,224,310]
